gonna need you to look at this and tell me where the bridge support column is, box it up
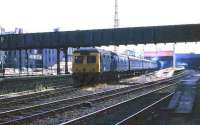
[19,49,22,75]
[64,48,69,74]
[41,49,44,75]
[57,48,60,75]
[26,49,29,75]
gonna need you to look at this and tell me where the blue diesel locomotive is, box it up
[72,48,158,85]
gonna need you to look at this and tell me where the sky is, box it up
[0,0,200,53]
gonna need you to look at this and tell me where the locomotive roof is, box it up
[73,48,157,63]
[74,48,111,53]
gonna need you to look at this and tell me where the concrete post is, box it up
[57,48,60,75]
[64,48,69,74]
[19,49,22,75]
[41,49,44,75]
[26,49,29,75]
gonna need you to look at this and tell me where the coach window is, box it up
[87,56,96,63]
[75,56,84,64]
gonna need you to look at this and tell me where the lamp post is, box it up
[113,0,119,52]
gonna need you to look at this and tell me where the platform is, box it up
[168,75,199,114]
[159,73,200,125]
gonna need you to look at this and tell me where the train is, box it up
[72,48,158,85]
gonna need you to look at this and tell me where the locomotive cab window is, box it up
[87,56,96,63]
[74,56,84,64]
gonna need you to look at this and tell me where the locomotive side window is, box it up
[75,56,84,64]
[87,56,96,63]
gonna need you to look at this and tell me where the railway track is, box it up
[0,73,184,125]
[0,76,163,111]
[0,83,129,112]
[60,85,175,125]
[0,84,70,98]
[114,93,173,125]
[0,86,75,109]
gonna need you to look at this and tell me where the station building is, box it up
[144,51,200,69]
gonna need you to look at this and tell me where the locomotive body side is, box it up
[117,54,129,72]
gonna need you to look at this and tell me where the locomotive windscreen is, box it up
[87,56,96,63]
[74,56,84,64]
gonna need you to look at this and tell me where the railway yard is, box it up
[1,1,200,125]
[0,68,199,125]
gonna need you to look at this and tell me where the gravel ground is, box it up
[27,84,176,125]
